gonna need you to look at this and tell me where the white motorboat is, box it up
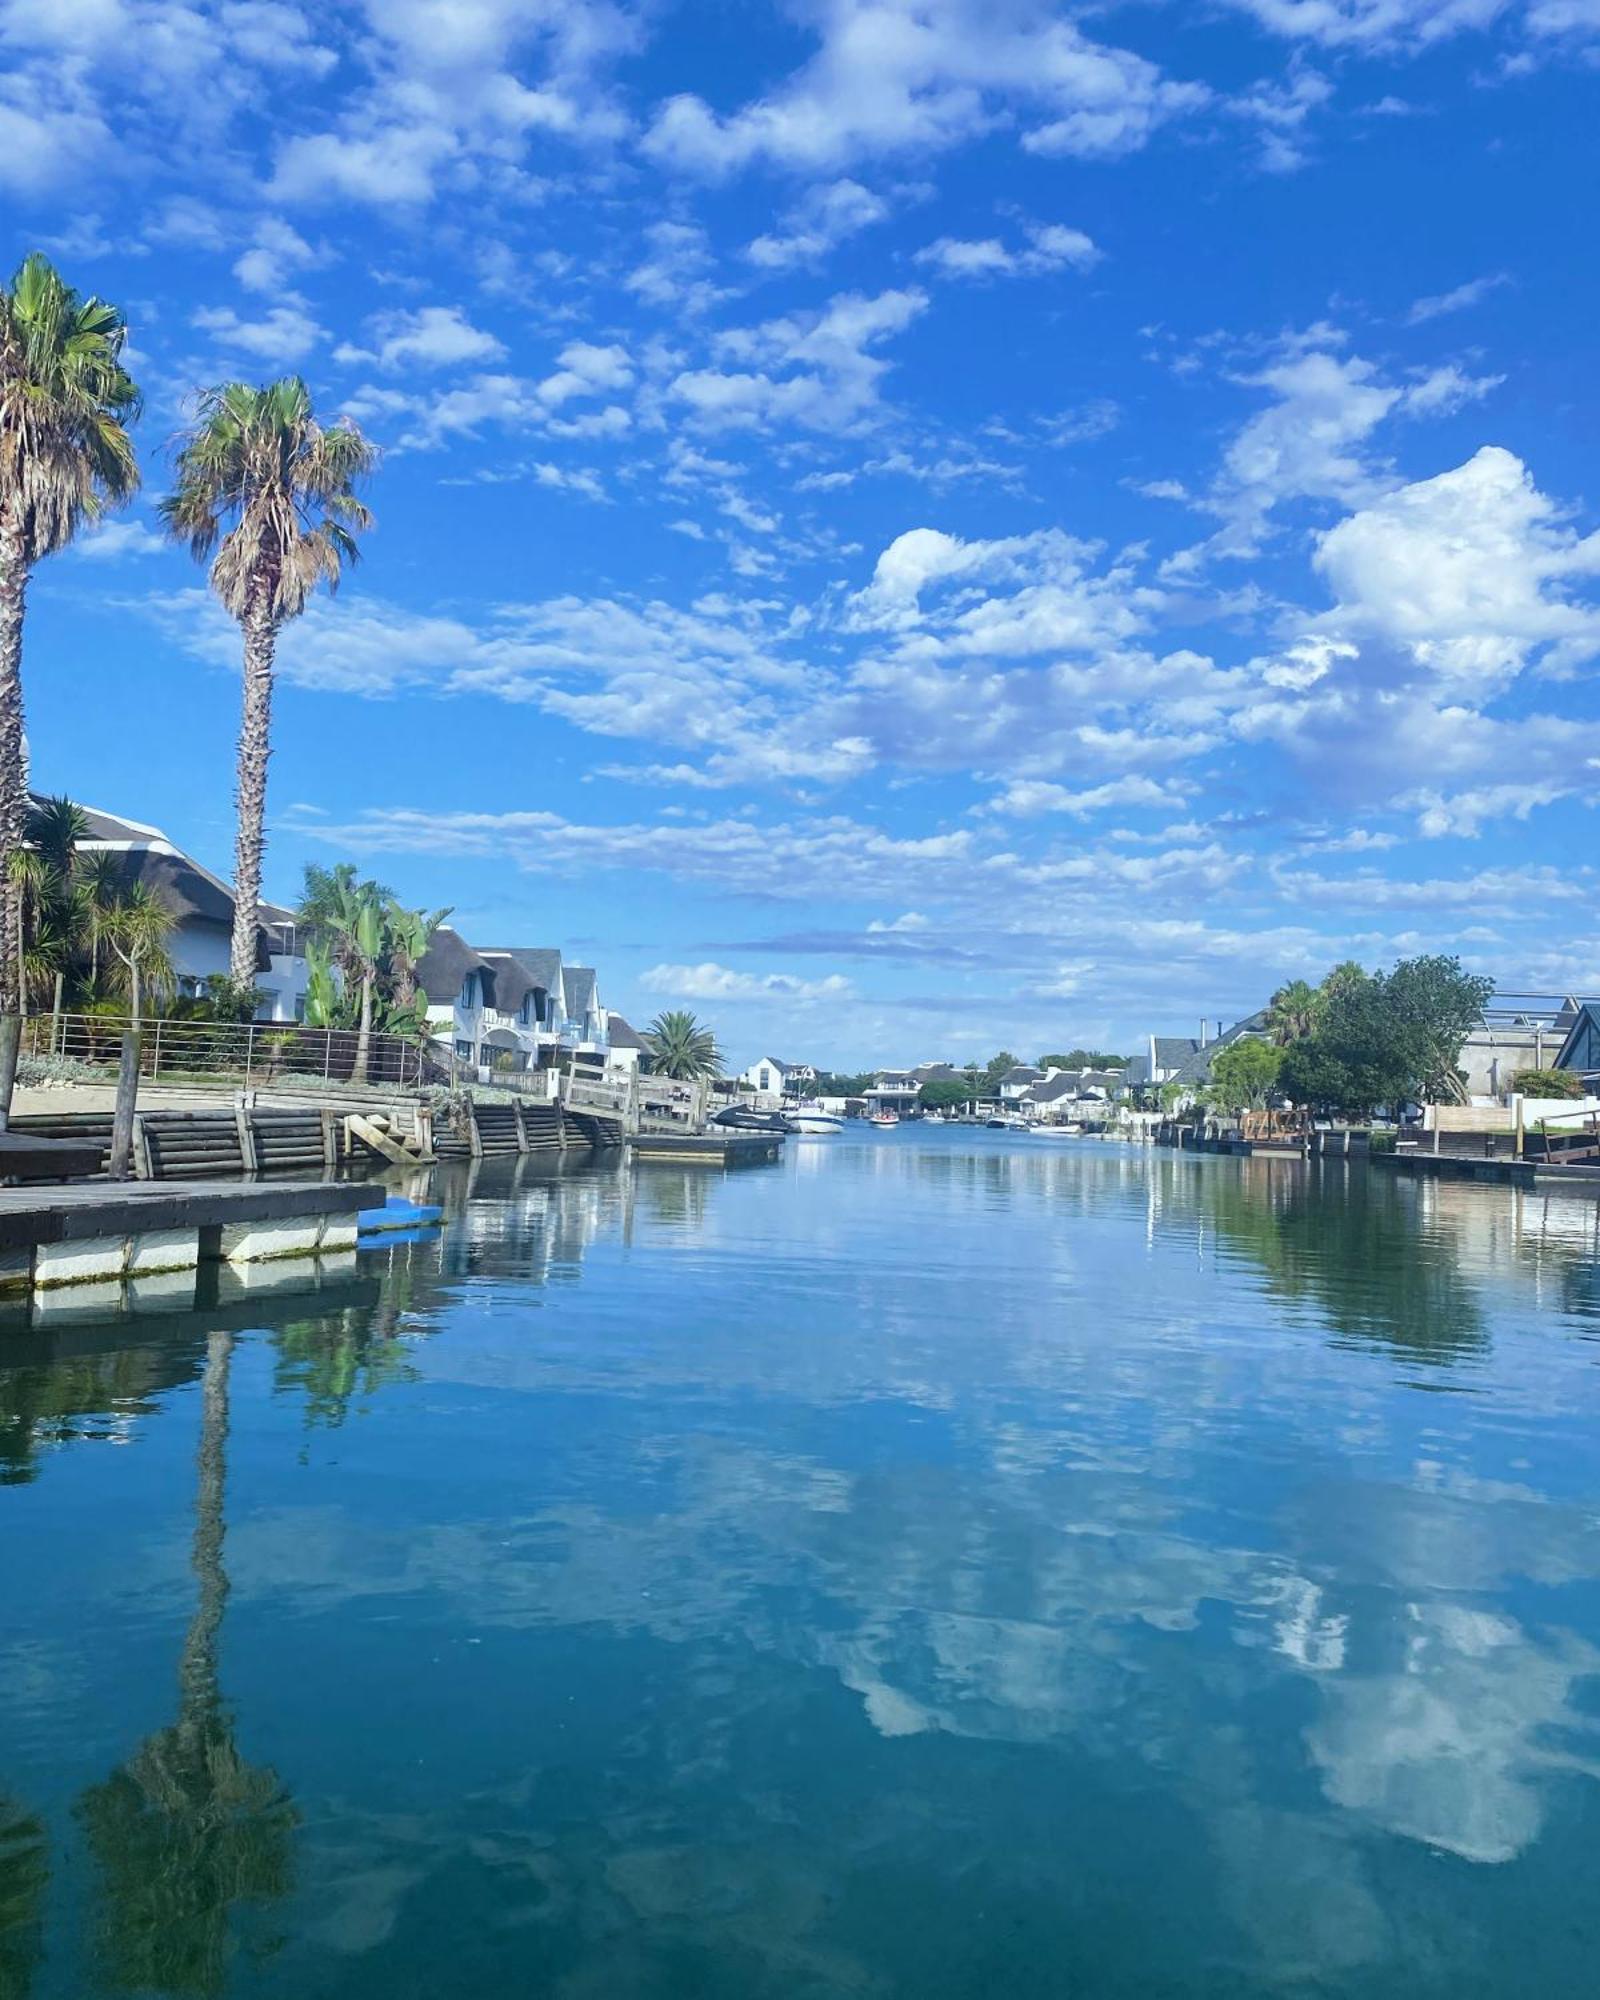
[785,1108,845,1135]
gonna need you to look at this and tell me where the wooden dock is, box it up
[0,1178,385,1297]
[629,1130,784,1166]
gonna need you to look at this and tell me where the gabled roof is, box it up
[562,965,597,1019]
[1000,1064,1043,1085]
[911,1062,963,1083]
[1556,1001,1600,1076]
[484,946,563,994]
[1025,1073,1080,1104]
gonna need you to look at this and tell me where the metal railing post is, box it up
[152,1017,163,1079]
[245,1019,256,1086]
[324,1027,332,1080]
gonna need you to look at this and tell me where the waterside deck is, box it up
[0,1178,386,1298]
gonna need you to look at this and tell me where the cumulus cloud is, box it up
[671,288,927,433]
[642,0,1205,175]
[746,178,891,268]
[191,298,325,364]
[336,305,507,371]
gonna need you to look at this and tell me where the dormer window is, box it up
[460,973,477,1008]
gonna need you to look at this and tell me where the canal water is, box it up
[3,1130,1600,1998]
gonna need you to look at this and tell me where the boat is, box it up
[867,1111,899,1128]
[986,1114,1029,1131]
[784,1108,845,1135]
[1031,1125,1079,1139]
[711,1106,789,1134]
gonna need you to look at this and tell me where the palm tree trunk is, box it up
[230,604,276,991]
[354,969,373,1084]
[0,501,29,1118]
[131,960,142,1031]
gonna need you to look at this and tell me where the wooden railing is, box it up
[24,1011,440,1090]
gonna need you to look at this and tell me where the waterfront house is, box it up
[418,933,613,1072]
[72,804,308,1022]
[738,1056,818,1098]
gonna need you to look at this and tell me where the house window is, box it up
[759,1068,771,1091]
[460,974,477,1008]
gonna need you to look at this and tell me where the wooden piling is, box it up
[108,1033,141,1181]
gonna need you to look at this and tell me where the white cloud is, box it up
[1312,445,1600,690]
[986,776,1194,816]
[338,306,507,372]
[642,0,1205,175]
[191,298,325,364]
[1407,271,1512,323]
[913,222,1099,279]
[270,124,458,206]
[640,962,855,1002]
[233,217,327,294]
[1221,0,1510,46]
[671,288,927,433]
[70,518,165,562]
[536,339,633,406]
[746,178,891,268]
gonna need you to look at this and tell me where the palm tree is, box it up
[644,1009,722,1080]
[100,881,176,1026]
[160,380,377,989]
[0,256,138,1030]
[1266,979,1319,1047]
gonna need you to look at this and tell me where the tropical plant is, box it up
[331,881,387,1085]
[300,936,348,1031]
[98,881,176,1025]
[0,256,139,1012]
[10,793,89,1020]
[644,1009,722,1079]
[919,1077,972,1112]
[161,379,377,989]
[1279,954,1493,1115]
[385,900,451,1019]
[1266,979,1319,1047]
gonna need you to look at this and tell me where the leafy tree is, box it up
[1512,1067,1585,1100]
[1381,954,1493,1104]
[1039,1049,1128,1071]
[983,1050,1018,1093]
[1279,954,1492,1114]
[162,380,377,989]
[814,1071,876,1097]
[644,1010,722,1080]
[0,255,139,1012]
[1205,1037,1283,1111]
[919,1078,972,1112]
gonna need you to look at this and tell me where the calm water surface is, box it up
[4,1131,1600,1998]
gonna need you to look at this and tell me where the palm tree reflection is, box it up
[77,1332,295,1996]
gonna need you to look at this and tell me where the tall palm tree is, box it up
[160,380,377,989]
[644,1009,722,1080]
[0,256,138,1025]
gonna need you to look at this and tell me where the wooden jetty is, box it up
[0,1178,384,1297]
[629,1129,785,1165]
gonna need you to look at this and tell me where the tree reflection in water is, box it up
[0,1796,47,2000]
[76,1332,295,1997]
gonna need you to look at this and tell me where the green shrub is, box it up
[1512,1068,1585,1100]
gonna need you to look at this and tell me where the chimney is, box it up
[1199,1018,1210,1047]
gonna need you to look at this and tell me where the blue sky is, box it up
[5,0,1598,1069]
